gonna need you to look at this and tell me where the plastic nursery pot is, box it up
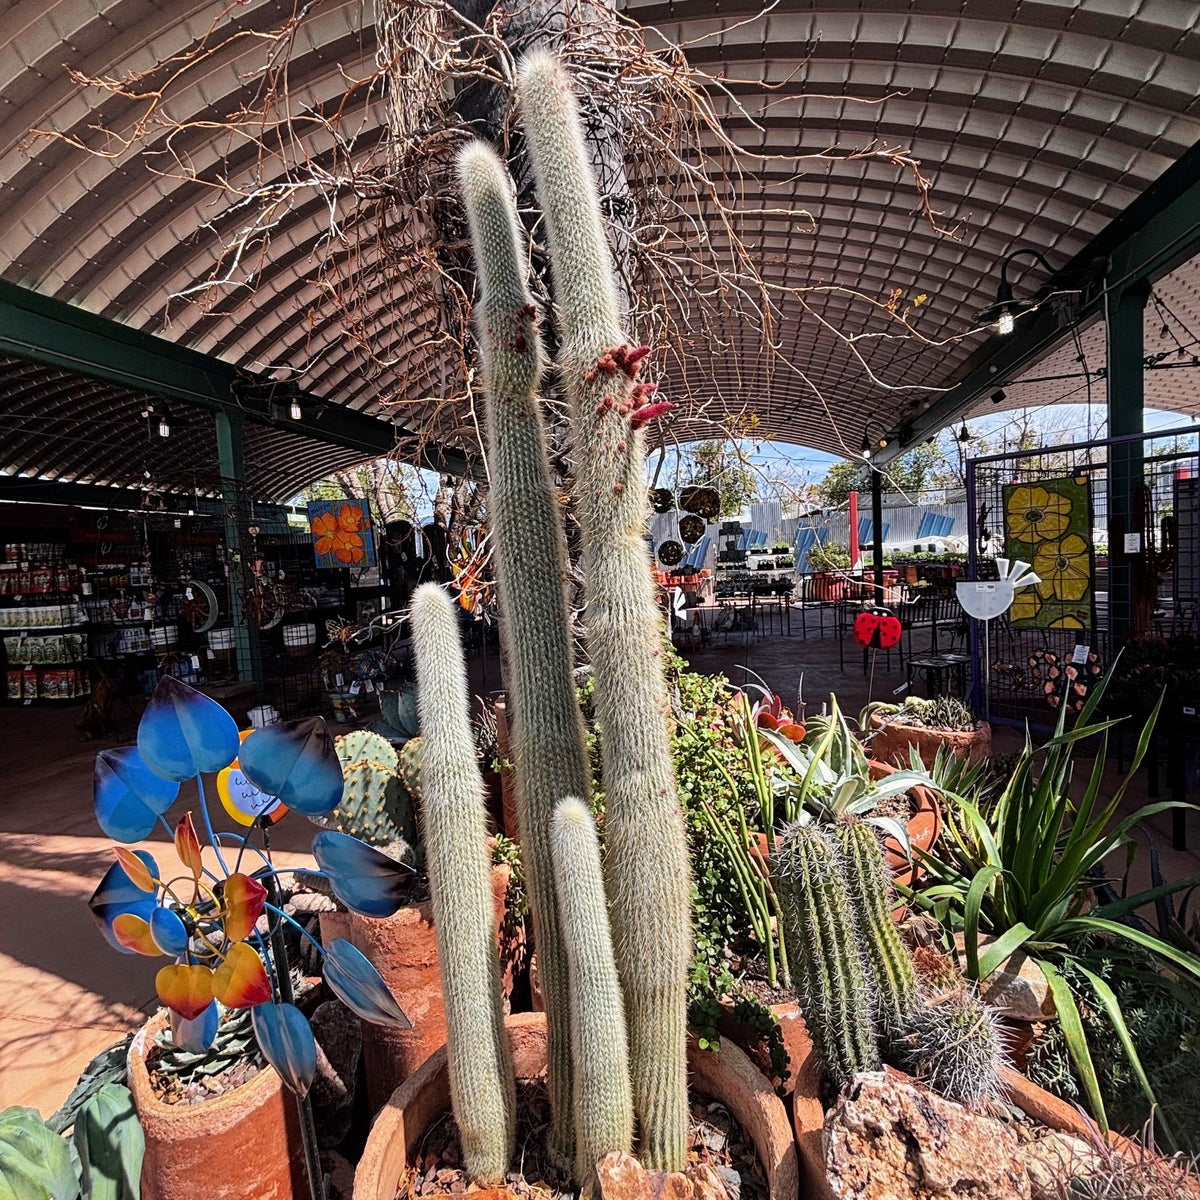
[320,864,515,1115]
[787,1016,1156,1200]
[866,760,942,892]
[353,1011,799,1200]
[867,711,992,770]
[128,1011,307,1200]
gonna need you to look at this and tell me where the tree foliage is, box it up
[684,440,758,516]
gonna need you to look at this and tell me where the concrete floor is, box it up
[2,606,1197,1115]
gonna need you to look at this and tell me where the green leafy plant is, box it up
[807,543,851,572]
[908,670,1200,1144]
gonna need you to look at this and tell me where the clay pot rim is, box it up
[354,1011,798,1200]
[127,1009,281,1121]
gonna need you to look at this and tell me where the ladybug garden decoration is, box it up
[852,607,903,651]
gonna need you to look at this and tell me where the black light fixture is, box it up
[976,247,1056,335]
[991,389,1006,404]
[859,422,890,459]
[955,420,971,444]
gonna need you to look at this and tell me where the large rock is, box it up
[589,1151,736,1200]
[824,1071,1030,1200]
[952,939,1054,1023]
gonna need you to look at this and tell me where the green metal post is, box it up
[1106,280,1148,648]
[871,465,885,603]
[215,409,265,696]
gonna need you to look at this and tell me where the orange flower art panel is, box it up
[308,500,376,569]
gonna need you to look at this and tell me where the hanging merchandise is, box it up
[1002,477,1093,630]
[656,540,684,567]
[679,486,720,520]
[678,514,705,545]
[649,488,675,514]
[851,607,902,650]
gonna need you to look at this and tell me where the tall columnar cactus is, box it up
[456,139,594,1166]
[334,729,416,848]
[517,52,693,1171]
[774,822,879,1089]
[834,820,919,1039]
[550,797,634,1180]
[411,583,516,1183]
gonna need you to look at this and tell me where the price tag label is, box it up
[1071,643,1090,664]
[191,655,201,670]
[205,648,215,659]
[185,587,194,601]
[349,681,361,695]
[892,681,909,695]
[1124,532,1142,553]
[335,673,345,688]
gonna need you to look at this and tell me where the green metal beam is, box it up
[215,409,265,695]
[0,281,467,476]
[874,137,1200,465]
[0,474,221,514]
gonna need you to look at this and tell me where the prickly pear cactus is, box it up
[335,729,416,847]
[398,735,424,803]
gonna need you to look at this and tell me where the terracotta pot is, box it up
[867,760,942,891]
[716,998,813,1101]
[788,1018,1154,1200]
[809,573,845,602]
[128,1012,307,1200]
[353,1011,799,1200]
[868,712,992,769]
[320,864,514,1115]
[493,697,519,840]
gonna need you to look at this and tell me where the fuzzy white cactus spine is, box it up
[411,583,516,1183]
[551,797,634,1180]
[456,140,594,1166]
[517,52,692,1171]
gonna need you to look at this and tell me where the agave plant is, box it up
[88,677,414,1098]
[907,668,1200,1146]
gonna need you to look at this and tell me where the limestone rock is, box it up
[825,1071,1030,1200]
[953,938,1054,1023]
[589,1151,736,1200]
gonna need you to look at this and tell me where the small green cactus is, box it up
[898,984,1005,1106]
[834,821,919,1040]
[774,822,879,1089]
[412,583,516,1183]
[334,729,416,848]
[398,735,424,804]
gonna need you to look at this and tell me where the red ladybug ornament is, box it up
[852,607,902,650]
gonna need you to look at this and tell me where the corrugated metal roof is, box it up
[1,0,1198,479]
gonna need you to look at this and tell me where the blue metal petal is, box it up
[94,746,180,842]
[238,718,343,816]
[137,677,240,781]
[170,1001,219,1053]
[88,853,159,953]
[149,907,190,957]
[311,831,413,917]
[323,939,412,1029]
[251,1002,316,1097]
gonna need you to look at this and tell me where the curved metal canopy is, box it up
[2,0,1200,491]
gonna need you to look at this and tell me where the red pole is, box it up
[848,490,860,567]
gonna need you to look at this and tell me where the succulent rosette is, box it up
[87,678,412,1097]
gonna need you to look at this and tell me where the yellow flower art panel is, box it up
[308,500,376,569]
[1002,477,1093,629]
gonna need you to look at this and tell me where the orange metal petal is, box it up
[223,872,268,942]
[114,846,156,893]
[212,942,273,1009]
[112,913,162,956]
[156,963,215,1020]
[175,812,204,882]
